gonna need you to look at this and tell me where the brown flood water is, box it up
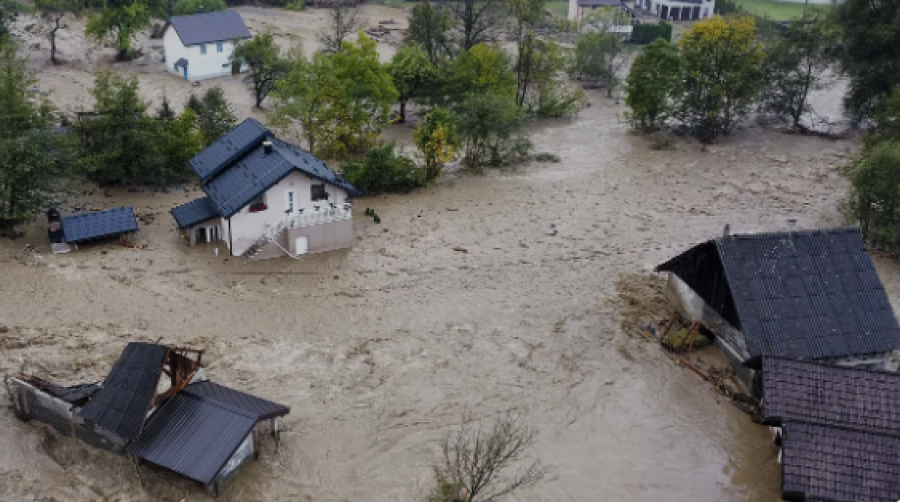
[0,88,876,501]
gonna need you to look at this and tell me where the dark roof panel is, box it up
[127,392,256,484]
[78,343,167,441]
[183,381,290,420]
[780,421,900,502]
[189,118,270,182]
[761,356,900,435]
[62,207,139,243]
[168,10,251,46]
[659,227,900,360]
[170,197,219,228]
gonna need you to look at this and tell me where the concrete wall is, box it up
[227,171,351,256]
[163,27,247,81]
[286,217,354,255]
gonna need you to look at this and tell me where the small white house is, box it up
[163,10,251,81]
[635,0,716,21]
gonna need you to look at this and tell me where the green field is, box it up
[733,0,833,20]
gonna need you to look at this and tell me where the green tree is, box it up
[154,108,203,182]
[85,0,152,61]
[341,143,423,194]
[388,44,434,122]
[156,93,175,120]
[317,0,359,54]
[873,85,900,143]
[34,0,82,64]
[231,32,289,108]
[0,42,59,233]
[844,141,900,252]
[0,0,27,43]
[414,106,459,181]
[457,92,524,166]
[185,86,236,145]
[509,0,543,108]
[75,71,160,185]
[404,1,452,65]
[172,0,226,15]
[331,33,399,154]
[570,31,627,97]
[759,15,839,127]
[438,43,516,108]
[625,38,685,132]
[834,0,900,123]
[678,15,765,142]
[271,52,343,157]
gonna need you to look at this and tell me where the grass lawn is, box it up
[545,1,569,18]
[732,0,833,20]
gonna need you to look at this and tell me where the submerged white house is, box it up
[163,10,251,81]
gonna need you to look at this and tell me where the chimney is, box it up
[262,139,273,155]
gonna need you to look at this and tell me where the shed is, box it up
[61,206,139,244]
[657,227,900,374]
[163,10,251,81]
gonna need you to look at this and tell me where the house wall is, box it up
[163,28,247,81]
[639,0,714,19]
[183,217,223,245]
[285,218,354,256]
[227,171,351,256]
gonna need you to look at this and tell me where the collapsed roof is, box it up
[656,227,900,361]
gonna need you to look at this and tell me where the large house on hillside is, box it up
[635,0,715,21]
[163,10,251,81]
[170,118,362,260]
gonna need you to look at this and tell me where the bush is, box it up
[631,22,672,44]
[529,82,587,118]
[844,140,900,252]
[284,0,304,10]
[534,152,561,163]
[341,143,424,194]
[486,135,534,168]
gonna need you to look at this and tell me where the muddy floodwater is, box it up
[1,87,890,502]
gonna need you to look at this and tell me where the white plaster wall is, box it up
[226,171,350,256]
[163,29,246,81]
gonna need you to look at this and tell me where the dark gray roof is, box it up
[198,133,362,219]
[780,421,900,502]
[182,381,290,420]
[761,356,900,436]
[127,391,257,484]
[168,10,251,46]
[578,0,623,6]
[174,57,188,69]
[657,227,900,360]
[171,196,219,229]
[78,343,167,442]
[62,206,139,243]
[189,118,269,182]
[126,382,288,484]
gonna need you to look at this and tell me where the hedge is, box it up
[631,21,673,44]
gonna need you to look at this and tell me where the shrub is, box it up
[843,140,900,252]
[284,0,304,9]
[534,152,561,163]
[631,22,672,44]
[486,135,534,168]
[341,143,424,194]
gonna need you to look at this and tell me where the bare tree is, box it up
[438,0,505,54]
[317,0,360,54]
[428,412,547,502]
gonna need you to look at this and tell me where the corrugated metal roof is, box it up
[201,136,362,219]
[127,392,257,484]
[170,197,219,229]
[78,343,167,442]
[168,10,251,46]
[761,356,900,435]
[61,207,139,243]
[658,227,900,360]
[189,118,269,182]
[780,421,900,502]
[182,381,290,420]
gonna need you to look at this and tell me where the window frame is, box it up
[310,184,328,202]
[200,44,207,55]
[216,41,223,53]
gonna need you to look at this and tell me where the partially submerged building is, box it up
[656,227,900,388]
[7,342,289,496]
[170,118,362,260]
[47,206,139,254]
[758,356,900,502]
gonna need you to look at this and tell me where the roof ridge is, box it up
[784,418,900,441]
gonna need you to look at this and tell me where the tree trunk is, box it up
[50,17,61,65]
[399,98,407,122]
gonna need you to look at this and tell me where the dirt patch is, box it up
[613,272,671,337]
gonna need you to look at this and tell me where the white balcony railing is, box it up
[285,205,352,229]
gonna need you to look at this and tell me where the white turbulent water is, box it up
[0,85,874,501]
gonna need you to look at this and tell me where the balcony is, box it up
[286,205,352,229]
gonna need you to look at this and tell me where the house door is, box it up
[660,5,668,19]
[183,66,188,79]
[286,190,296,214]
[692,6,700,18]
[294,236,309,255]
[209,226,220,242]
[195,227,208,244]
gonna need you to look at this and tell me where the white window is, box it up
[286,190,296,213]
[200,44,207,55]
[217,41,223,52]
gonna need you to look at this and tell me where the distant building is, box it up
[171,118,362,260]
[568,0,624,22]
[657,227,900,388]
[162,10,251,81]
[635,0,716,21]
